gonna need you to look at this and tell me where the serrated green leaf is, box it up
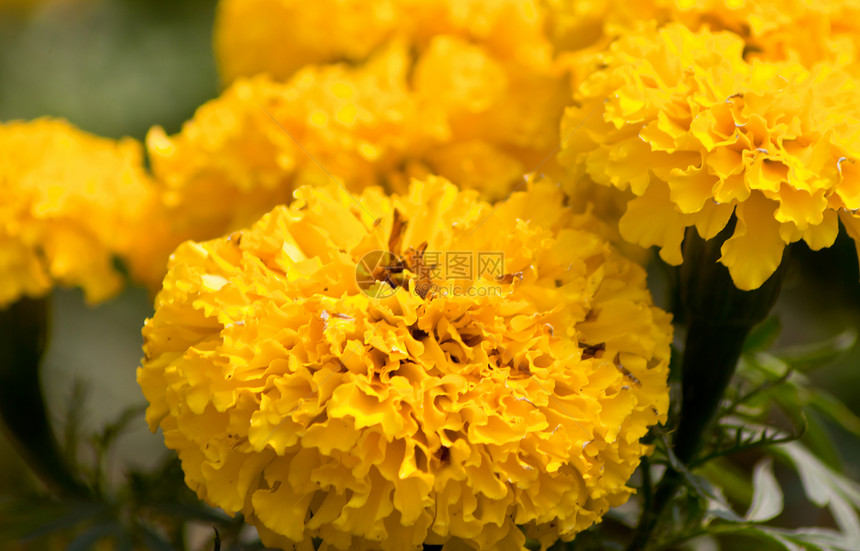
[746,459,783,522]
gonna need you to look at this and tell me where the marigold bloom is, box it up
[211,0,566,198]
[559,24,860,290]
[134,45,425,288]
[0,118,154,306]
[546,0,860,70]
[137,37,567,289]
[138,177,671,550]
[214,0,554,84]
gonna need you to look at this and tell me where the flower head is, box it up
[559,23,860,290]
[0,118,153,306]
[138,29,568,288]
[545,0,860,69]
[138,177,671,550]
[214,0,555,84]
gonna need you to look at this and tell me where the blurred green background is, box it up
[1,0,858,544]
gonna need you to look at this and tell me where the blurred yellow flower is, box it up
[138,177,671,550]
[133,45,424,289]
[214,0,400,84]
[559,24,860,290]
[137,32,568,289]
[546,0,860,70]
[0,118,154,307]
[214,0,554,85]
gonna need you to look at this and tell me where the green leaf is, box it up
[745,459,783,522]
[137,523,175,551]
[67,522,121,551]
[744,316,782,353]
[797,409,844,471]
[730,526,805,551]
[749,526,856,551]
[785,527,857,550]
[746,352,791,379]
[22,501,109,539]
[691,474,744,523]
[775,330,856,372]
[146,502,232,523]
[776,442,860,542]
[807,389,860,439]
[699,460,753,505]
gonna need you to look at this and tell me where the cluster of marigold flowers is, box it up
[4,0,860,549]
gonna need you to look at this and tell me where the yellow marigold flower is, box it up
[665,0,860,68]
[559,23,860,291]
[212,0,566,193]
[134,45,425,288]
[546,0,860,75]
[138,177,672,550]
[138,39,567,289]
[214,0,400,84]
[214,0,554,84]
[0,118,154,306]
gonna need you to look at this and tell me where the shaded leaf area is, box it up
[0,454,257,551]
[0,395,261,551]
[533,318,860,550]
[621,322,860,551]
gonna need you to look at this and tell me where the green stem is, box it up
[626,223,785,550]
[673,321,753,464]
[0,296,88,496]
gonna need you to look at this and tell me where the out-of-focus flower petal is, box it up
[0,118,154,306]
